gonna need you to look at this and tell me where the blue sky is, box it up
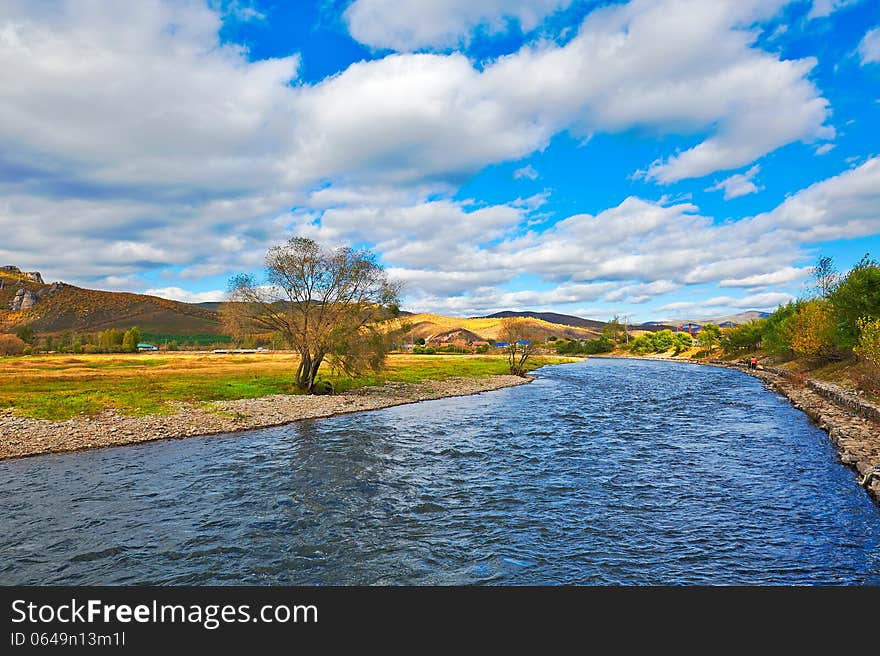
[1,0,879,322]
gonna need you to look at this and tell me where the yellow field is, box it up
[0,351,573,420]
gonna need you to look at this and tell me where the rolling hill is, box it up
[403,313,603,342]
[0,266,223,335]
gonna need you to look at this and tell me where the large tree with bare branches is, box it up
[498,317,539,376]
[224,237,402,393]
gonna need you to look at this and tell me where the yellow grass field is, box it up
[0,351,574,420]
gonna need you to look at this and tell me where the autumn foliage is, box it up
[785,300,836,359]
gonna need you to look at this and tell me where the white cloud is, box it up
[144,287,226,304]
[858,27,880,65]
[0,0,833,199]
[0,0,864,320]
[705,165,761,199]
[807,0,860,20]
[718,267,810,288]
[514,165,539,180]
[657,291,794,315]
[815,143,835,155]
[344,0,573,51]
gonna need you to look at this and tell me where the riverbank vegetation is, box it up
[0,352,572,421]
[714,256,880,395]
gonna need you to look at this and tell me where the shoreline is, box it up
[593,354,880,503]
[0,374,532,461]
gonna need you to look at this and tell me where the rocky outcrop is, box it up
[1,265,43,284]
[11,288,39,311]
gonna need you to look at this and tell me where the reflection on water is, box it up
[2,359,879,584]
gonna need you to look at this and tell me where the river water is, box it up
[2,359,879,585]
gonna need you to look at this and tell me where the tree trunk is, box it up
[296,352,311,390]
[306,353,324,394]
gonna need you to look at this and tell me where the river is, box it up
[2,358,878,584]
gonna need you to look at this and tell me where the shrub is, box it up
[785,300,836,359]
[312,380,335,395]
[0,334,27,356]
[855,317,880,368]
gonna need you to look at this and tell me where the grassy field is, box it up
[0,352,575,420]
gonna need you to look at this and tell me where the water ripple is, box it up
[1,359,879,585]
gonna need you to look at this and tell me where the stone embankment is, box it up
[0,375,531,460]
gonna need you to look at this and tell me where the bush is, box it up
[312,380,335,395]
[855,317,880,368]
[0,334,27,356]
[786,300,836,359]
[721,320,764,353]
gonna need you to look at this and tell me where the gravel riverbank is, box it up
[0,375,531,460]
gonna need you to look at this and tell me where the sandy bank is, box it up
[0,375,531,461]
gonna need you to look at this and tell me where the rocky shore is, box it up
[0,375,531,461]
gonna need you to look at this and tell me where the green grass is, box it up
[141,333,232,346]
[0,353,574,421]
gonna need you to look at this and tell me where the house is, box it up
[677,322,702,335]
[494,342,510,348]
[137,342,158,352]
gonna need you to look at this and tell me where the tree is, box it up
[698,323,722,352]
[14,326,34,344]
[602,316,625,343]
[762,302,797,356]
[122,329,137,353]
[786,299,836,359]
[811,255,839,299]
[498,318,538,376]
[653,329,675,352]
[225,237,401,393]
[829,255,880,349]
[721,320,765,353]
[673,331,693,354]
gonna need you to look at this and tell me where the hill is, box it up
[404,313,602,343]
[699,311,771,325]
[481,310,673,333]
[478,310,606,331]
[0,266,223,335]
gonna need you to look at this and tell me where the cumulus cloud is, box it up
[344,0,573,51]
[815,143,835,155]
[807,0,860,19]
[0,0,861,319]
[858,27,880,65]
[718,267,810,288]
[705,165,761,199]
[513,165,539,180]
[144,287,227,303]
